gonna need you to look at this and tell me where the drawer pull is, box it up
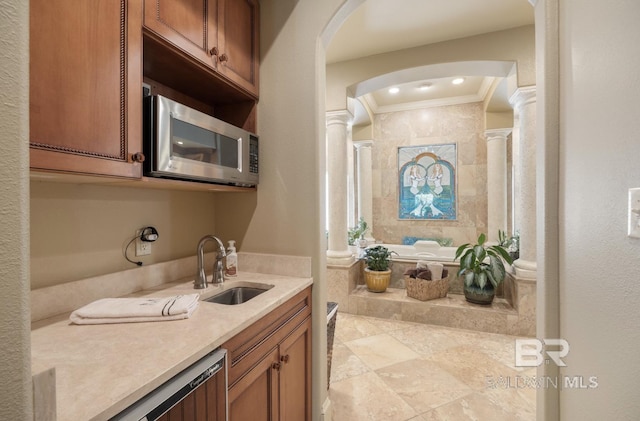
[272,362,281,371]
[280,355,290,364]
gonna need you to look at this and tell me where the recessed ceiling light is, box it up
[452,77,465,85]
[388,87,400,94]
[419,83,432,90]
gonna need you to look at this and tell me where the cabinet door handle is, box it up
[131,152,145,163]
[272,362,281,371]
[280,355,290,364]
[219,53,228,63]
[209,46,219,57]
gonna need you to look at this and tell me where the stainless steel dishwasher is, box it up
[111,348,227,421]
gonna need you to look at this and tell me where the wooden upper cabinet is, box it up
[143,0,259,97]
[30,0,144,179]
[143,0,218,68]
[217,0,259,95]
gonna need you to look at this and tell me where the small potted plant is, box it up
[454,233,513,305]
[348,217,368,247]
[498,229,520,261]
[363,245,394,292]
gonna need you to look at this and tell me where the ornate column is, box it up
[485,128,512,243]
[326,111,355,265]
[510,86,537,279]
[354,140,375,242]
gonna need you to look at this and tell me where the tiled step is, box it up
[349,286,519,335]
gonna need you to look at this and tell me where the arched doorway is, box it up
[319,0,559,419]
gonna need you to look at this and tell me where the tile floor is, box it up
[329,312,536,420]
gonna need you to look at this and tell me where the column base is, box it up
[327,250,354,266]
[327,260,362,314]
[513,258,537,280]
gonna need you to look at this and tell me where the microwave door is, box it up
[168,118,237,183]
[171,119,214,164]
[213,133,241,172]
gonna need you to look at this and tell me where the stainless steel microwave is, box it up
[143,95,259,187]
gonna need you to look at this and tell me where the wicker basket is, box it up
[405,275,450,301]
[327,302,338,389]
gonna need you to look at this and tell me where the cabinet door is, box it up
[30,0,143,178]
[279,317,312,421]
[156,368,226,421]
[228,347,279,421]
[143,0,218,68]
[217,0,259,95]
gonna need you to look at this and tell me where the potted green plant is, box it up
[348,217,368,246]
[498,229,520,261]
[363,245,394,292]
[454,233,513,305]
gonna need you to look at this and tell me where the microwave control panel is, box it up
[249,135,259,175]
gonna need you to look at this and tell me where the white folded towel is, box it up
[427,262,444,280]
[70,294,200,325]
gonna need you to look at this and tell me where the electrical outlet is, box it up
[135,231,152,256]
[628,188,640,238]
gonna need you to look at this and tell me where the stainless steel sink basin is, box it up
[203,284,274,305]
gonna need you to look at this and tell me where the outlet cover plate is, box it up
[135,232,152,256]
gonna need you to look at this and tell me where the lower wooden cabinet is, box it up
[277,318,312,421]
[228,347,279,421]
[223,287,312,421]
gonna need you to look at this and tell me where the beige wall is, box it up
[0,0,32,419]
[370,102,488,245]
[30,181,219,289]
[552,0,640,418]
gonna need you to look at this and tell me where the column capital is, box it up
[509,85,537,109]
[326,110,353,127]
[485,128,513,142]
[353,139,373,149]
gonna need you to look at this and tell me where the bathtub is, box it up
[376,240,457,262]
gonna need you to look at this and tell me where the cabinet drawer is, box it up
[223,287,312,387]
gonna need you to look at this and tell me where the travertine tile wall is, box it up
[371,102,487,246]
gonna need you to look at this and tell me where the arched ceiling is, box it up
[326,0,534,125]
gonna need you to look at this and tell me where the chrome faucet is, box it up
[195,235,227,289]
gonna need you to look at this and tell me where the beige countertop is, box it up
[31,272,313,421]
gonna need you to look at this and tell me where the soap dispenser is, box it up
[225,240,238,277]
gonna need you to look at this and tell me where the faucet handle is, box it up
[212,258,225,284]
